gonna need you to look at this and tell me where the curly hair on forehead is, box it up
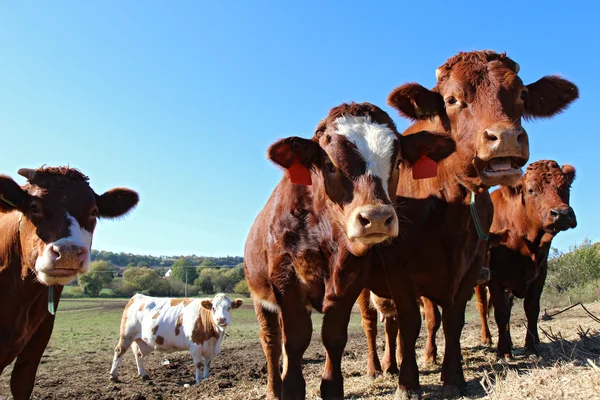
[436,50,520,84]
[35,166,90,182]
[525,160,567,186]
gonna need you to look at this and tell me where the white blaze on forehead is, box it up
[211,293,232,310]
[333,115,397,196]
[66,213,93,250]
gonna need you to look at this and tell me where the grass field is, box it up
[1,296,600,399]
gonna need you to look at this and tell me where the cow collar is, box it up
[16,212,57,316]
[469,191,489,241]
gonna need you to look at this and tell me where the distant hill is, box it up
[90,250,243,269]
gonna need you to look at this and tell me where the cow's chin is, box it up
[347,235,390,257]
[475,156,527,187]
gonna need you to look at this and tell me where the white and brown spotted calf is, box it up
[110,293,243,384]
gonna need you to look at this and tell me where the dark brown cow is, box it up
[359,50,578,399]
[0,166,138,400]
[475,160,577,358]
[244,102,455,400]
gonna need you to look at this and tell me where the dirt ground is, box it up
[2,300,600,400]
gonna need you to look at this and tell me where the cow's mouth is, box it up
[44,268,79,277]
[483,157,522,175]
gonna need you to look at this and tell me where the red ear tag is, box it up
[412,155,438,180]
[288,160,312,185]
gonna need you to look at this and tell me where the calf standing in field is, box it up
[244,102,455,400]
[476,160,577,358]
[110,293,243,383]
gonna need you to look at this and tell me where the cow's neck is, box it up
[0,211,61,319]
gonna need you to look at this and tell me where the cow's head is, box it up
[201,293,243,328]
[388,50,578,187]
[0,166,139,286]
[509,160,577,234]
[268,102,455,256]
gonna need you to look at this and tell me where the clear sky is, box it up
[0,1,597,257]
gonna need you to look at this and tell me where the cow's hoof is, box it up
[141,374,151,381]
[394,387,421,400]
[367,369,382,379]
[441,385,462,399]
[109,376,120,383]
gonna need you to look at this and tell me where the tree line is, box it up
[90,250,243,269]
[71,258,249,298]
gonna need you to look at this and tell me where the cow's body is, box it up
[110,293,242,383]
[475,160,577,358]
[245,102,455,400]
[358,51,578,398]
[0,166,138,400]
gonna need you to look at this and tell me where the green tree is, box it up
[170,259,199,283]
[195,268,218,294]
[234,279,250,296]
[122,267,161,294]
[200,258,218,267]
[79,261,116,297]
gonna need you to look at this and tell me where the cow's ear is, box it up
[524,76,578,120]
[0,175,30,213]
[400,131,456,165]
[232,299,243,309]
[96,188,139,219]
[268,137,321,186]
[562,164,576,186]
[201,300,213,310]
[387,83,445,121]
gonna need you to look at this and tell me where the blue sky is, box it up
[0,1,597,257]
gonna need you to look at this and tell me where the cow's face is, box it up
[515,161,577,234]
[201,294,243,328]
[0,167,138,286]
[268,102,455,256]
[388,51,578,188]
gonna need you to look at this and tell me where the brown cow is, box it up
[244,102,455,400]
[475,160,577,358]
[359,50,578,399]
[0,166,138,400]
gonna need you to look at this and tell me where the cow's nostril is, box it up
[385,216,394,227]
[517,131,526,145]
[358,214,371,228]
[550,210,560,219]
[50,246,61,260]
[484,131,499,142]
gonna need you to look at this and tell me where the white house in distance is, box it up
[165,268,172,278]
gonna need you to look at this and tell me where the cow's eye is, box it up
[445,96,458,106]
[325,162,336,174]
[528,188,535,195]
[396,159,402,168]
[228,307,231,311]
[91,208,99,218]
[520,91,528,100]
[30,203,41,214]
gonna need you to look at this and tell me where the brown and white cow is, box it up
[475,160,577,359]
[110,293,243,383]
[0,166,138,400]
[359,50,578,399]
[244,102,455,400]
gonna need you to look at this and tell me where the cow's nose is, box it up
[51,244,88,263]
[351,204,398,240]
[551,207,577,227]
[217,318,227,325]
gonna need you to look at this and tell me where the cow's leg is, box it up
[279,300,312,400]
[439,279,474,397]
[489,280,512,359]
[358,289,382,378]
[203,357,212,380]
[422,297,441,366]
[320,297,359,400]
[10,315,55,400]
[475,284,493,346]
[189,346,205,384]
[131,339,152,380]
[254,301,283,400]
[524,264,547,354]
[110,334,135,382]
[394,294,422,400]
[382,315,399,374]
